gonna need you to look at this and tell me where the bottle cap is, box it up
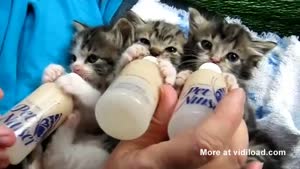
[199,63,222,73]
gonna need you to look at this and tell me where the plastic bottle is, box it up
[168,63,227,138]
[95,56,163,140]
[0,83,73,164]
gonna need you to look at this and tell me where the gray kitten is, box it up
[176,8,297,169]
[179,8,298,169]
[24,18,135,169]
[116,11,187,85]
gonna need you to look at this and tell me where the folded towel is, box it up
[131,0,300,168]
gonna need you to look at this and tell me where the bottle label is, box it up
[0,102,62,146]
[176,84,226,111]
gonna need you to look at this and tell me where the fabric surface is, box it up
[0,0,123,114]
[131,0,300,168]
[173,0,300,36]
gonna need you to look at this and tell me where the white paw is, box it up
[122,43,150,62]
[63,111,81,129]
[158,59,177,85]
[42,64,65,83]
[175,70,193,87]
[55,73,86,96]
[222,73,239,92]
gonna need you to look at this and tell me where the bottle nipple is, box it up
[199,63,222,73]
[143,56,158,64]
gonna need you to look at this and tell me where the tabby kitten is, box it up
[179,8,296,169]
[116,11,187,85]
[37,18,135,169]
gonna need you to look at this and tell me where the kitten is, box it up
[43,18,134,133]
[115,11,187,85]
[26,18,135,169]
[180,8,296,169]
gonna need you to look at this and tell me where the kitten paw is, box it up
[158,59,177,85]
[122,43,150,62]
[55,73,86,96]
[63,111,81,129]
[223,73,239,92]
[42,64,65,83]
[175,70,193,87]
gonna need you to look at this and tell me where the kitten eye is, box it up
[226,52,240,62]
[165,47,177,53]
[139,38,150,46]
[201,40,212,50]
[87,54,98,63]
[71,54,77,62]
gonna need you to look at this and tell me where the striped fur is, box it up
[182,8,295,169]
[126,11,187,67]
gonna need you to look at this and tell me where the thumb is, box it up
[0,89,3,99]
[0,126,16,148]
[123,84,178,148]
[103,85,178,169]
[135,88,246,169]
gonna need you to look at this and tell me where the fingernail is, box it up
[0,136,14,146]
[256,162,264,169]
[248,162,264,169]
[0,127,13,137]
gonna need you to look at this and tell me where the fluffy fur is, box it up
[25,18,135,169]
[179,8,294,169]
[116,11,187,85]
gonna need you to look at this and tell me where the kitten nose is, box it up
[210,57,221,63]
[149,48,161,57]
[72,65,81,73]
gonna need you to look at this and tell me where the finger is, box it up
[133,88,247,169]
[142,84,178,142]
[153,84,178,127]
[105,88,246,169]
[199,155,240,169]
[103,85,178,168]
[230,120,249,166]
[0,89,3,99]
[0,152,9,169]
[246,161,264,169]
[0,126,16,148]
[0,161,9,169]
[195,88,246,153]
[0,162,9,169]
[119,85,177,150]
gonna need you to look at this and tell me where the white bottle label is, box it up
[0,100,62,146]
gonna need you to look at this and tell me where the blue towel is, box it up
[0,0,123,114]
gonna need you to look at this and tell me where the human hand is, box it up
[0,88,16,169]
[103,85,263,169]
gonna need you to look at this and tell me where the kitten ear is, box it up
[112,18,135,47]
[73,21,88,32]
[188,8,209,34]
[251,40,277,55]
[126,11,145,26]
